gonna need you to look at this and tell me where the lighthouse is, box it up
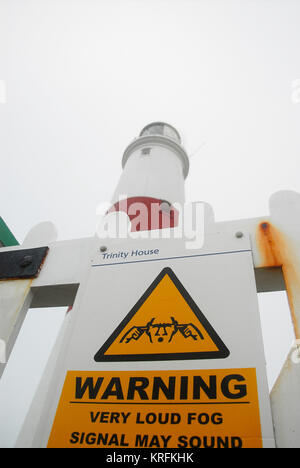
[108,122,189,232]
[112,122,189,205]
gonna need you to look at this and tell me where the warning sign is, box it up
[94,267,229,361]
[47,368,263,448]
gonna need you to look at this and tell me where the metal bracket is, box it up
[0,246,49,280]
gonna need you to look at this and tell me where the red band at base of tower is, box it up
[108,197,179,232]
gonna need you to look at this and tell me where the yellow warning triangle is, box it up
[94,267,229,362]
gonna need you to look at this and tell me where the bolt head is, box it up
[235,231,244,239]
[19,255,33,267]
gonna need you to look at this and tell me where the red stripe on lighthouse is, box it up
[108,197,179,232]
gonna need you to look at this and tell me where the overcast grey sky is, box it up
[0,0,299,447]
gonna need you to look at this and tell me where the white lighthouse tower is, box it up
[108,122,189,233]
[112,122,189,206]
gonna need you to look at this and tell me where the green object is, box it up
[0,217,19,247]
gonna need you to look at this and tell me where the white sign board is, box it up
[30,233,275,448]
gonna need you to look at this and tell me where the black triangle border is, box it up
[94,267,230,362]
